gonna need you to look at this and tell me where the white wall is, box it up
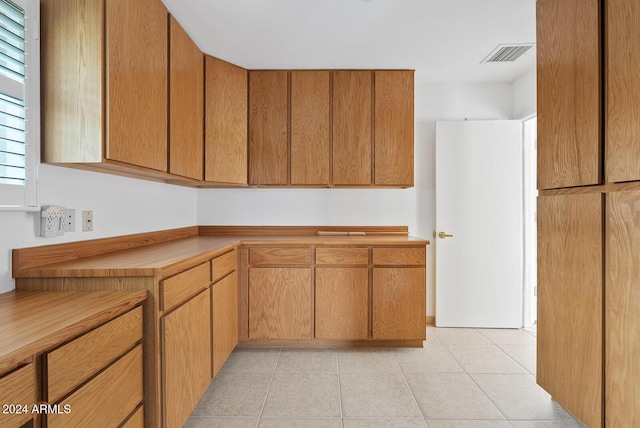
[198,81,515,316]
[512,68,537,119]
[0,164,198,293]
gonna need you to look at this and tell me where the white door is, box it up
[435,120,523,327]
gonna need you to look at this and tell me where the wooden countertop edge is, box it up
[13,227,429,279]
[0,290,147,373]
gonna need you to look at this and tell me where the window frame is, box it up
[0,0,39,211]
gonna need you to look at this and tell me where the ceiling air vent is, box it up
[481,44,534,63]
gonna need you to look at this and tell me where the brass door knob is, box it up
[438,231,454,239]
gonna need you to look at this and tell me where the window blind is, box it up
[0,0,25,187]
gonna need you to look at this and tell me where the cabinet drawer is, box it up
[121,406,144,428]
[249,247,311,265]
[316,247,369,265]
[46,306,143,403]
[212,249,237,282]
[372,247,426,266]
[47,345,143,428]
[161,261,211,311]
[0,363,37,427]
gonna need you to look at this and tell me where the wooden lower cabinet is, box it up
[45,306,143,403]
[315,267,369,339]
[162,289,212,428]
[249,267,312,339]
[0,363,37,428]
[242,244,427,344]
[212,271,239,377]
[606,190,640,427]
[48,345,143,428]
[537,193,603,427]
[372,267,425,340]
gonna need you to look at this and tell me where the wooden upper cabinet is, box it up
[333,71,373,185]
[205,57,248,184]
[536,0,601,189]
[41,0,103,164]
[537,193,603,428]
[106,0,168,171]
[606,0,640,183]
[374,70,414,187]
[290,71,330,185]
[249,71,289,185]
[169,17,203,180]
[42,0,169,173]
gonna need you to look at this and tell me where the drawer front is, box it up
[0,363,37,427]
[212,249,237,282]
[121,405,144,428]
[316,247,369,265]
[372,247,426,266]
[161,261,211,311]
[47,345,143,428]
[249,247,311,266]
[46,306,143,403]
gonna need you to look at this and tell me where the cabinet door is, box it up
[537,193,602,427]
[316,267,369,339]
[606,191,640,427]
[290,71,330,185]
[536,0,601,189]
[169,16,203,180]
[205,56,248,184]
[212,272,239,377]
[162,290,211,428]
[106,0,168,171]
[249,71,288,185]
[372,267,425,340]
[332,71,372,185]
[606,0,640,183]
[374,70,414,187]
[249,267,312,339]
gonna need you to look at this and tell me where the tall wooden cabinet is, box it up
[537,0,640,426]
[536,0,601,190]
[537,194,603,427]
[169,17,204,180]
[42,0,169,172]
[606,0,640,183]
[605,191,640,426]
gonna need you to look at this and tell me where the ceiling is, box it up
[162,0,536,84]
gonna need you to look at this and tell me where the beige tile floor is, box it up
[185,327,584,428]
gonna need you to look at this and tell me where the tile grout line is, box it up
[336,349,345,428]
[256,347,283,424]
[394,345,429,426]
[441,328,511,423]
[477,327,537,376]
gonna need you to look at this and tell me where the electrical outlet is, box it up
[82,211,93,231]
[40,206,65,238]
[59,209,76,233]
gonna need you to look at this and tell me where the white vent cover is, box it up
[481,44,534,63]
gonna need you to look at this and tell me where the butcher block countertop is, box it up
[12,226,429,279]
[0,290,147,373]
